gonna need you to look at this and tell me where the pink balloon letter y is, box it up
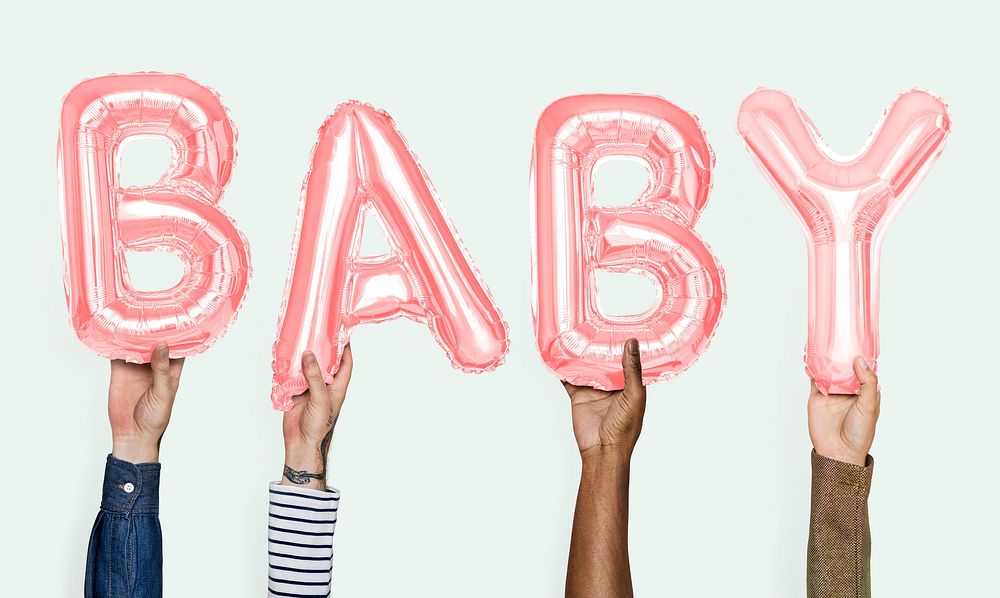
[737,89,950,394]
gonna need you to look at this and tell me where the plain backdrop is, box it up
[1,1,997,596]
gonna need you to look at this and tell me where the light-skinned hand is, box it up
[281,345,353,490]
[108,344,185,463]
[808,357,881,467]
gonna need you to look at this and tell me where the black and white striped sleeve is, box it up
[268,482,340,597]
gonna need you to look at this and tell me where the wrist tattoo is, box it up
[283,422,336,485]
[283,465,326,485]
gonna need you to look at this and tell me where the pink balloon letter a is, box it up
[737,89,950,394]
[271,102,509,409]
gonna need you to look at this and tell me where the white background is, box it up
[1,1,997,596]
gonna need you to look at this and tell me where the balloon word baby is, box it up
[57,73,948,404]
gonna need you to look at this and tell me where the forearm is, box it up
[85,455,163,598]
[267,483,339,597]
[566,450,633,598]
[807,451,873,598]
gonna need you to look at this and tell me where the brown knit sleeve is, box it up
[807,450,874,598]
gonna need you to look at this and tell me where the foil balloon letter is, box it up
[271,101,509,410]
[531,94,726,390]
[58,73,251,362]
[737,89,949,394]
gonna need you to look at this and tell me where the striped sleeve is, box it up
[268,482,340,597]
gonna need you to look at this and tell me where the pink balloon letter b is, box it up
[738,89,950,394]
[58,73,251,362]
[532,94,726,390]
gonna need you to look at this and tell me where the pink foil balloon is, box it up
[532,94,726,390]
[737,89,950,394]
[271,101,509,410]
[58,73,251,362]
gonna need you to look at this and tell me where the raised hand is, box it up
[107,344,185,463]
[281,345,353,490]
[808,357,881,466]
[563,338,647,461]
[564,339,647,598]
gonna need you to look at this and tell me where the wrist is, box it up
[580,445,632,470]
[112,436,159,464]
[814,448,868,467]
[282,444,328,491]
[579,446,632,493]
[281,469,327,491]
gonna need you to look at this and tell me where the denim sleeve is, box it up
[85,454,163,598]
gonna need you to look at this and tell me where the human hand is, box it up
[108,344,185,463]
[808,357,881,467]
[281,345,353,490]
[563,339,647,464]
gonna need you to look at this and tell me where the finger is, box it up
[285,392,308,413]
[151,344,176,399]
[110,359,130,380]
[301,351,329,401]
[331,344,354,388]
[621,338,644,400]
[853,356,880,414]
[561,381,586,402]
[168,357,185,385]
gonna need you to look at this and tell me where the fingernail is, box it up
[627,339,639,356]
[156,344,169,357]
[856,356,870,372]
[304,351,317,366]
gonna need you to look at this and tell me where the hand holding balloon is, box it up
[563,339,647,462]
[564,339,647,598]
[808,357,880,467]
[281,345,353,491]
[108,344,185,463]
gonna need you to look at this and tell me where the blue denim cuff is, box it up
[100,454,160,515]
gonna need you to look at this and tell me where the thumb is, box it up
[621,339,645,404]
[853,356,880,415]
[331,344,353,394]
[150,344,175,400]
